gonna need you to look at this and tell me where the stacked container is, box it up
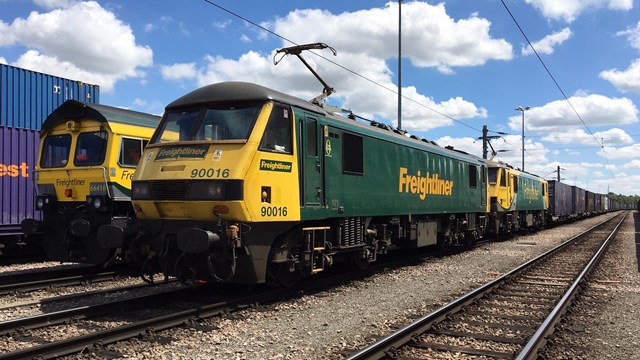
[0,64,99,246]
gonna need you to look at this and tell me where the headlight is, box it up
[132,182,151,200]
[189,181,225,200]
[188,181,243,200]
[36,197,45,210]
[85,195,107,210]
[35,195,54,210]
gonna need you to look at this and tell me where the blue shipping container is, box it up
[0,126,39,235]
[1,64,100,130]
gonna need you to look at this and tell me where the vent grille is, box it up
[149,180,189,200]
[337,217,363,248]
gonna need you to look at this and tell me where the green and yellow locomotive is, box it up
[486,159,548,236]
[99,81,490,285]
[22,100,160,264]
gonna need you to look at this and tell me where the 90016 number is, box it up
[261,206,288,217]
[190,168,230,178]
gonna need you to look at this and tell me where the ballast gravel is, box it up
[3,211,639,359]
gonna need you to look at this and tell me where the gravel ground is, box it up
[4,212,636,359]
[543,211,640,359]
[73,211,635,360]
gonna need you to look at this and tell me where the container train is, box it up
[0,64,99,258]
[92,80,626,287]
[20,100,160,264]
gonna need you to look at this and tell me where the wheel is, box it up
[350,250,370,270]
[270,262,302,287]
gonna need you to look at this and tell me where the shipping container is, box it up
[0,126,39,236]
[548,180,573,221]
[0,64,100,254]
[1,64,99,130]
[572,186,586,217]
[586,191,595,214]
[594,193,602,213]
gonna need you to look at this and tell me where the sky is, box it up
[1,0,639,196]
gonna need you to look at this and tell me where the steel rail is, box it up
[0,285,191,337]
[515,211,627,359]
[0,269,135,295]
[0,287,285,360]
[345,213,624,360]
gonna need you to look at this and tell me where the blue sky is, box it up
[1,0,639,196]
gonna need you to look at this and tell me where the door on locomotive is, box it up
[22,101,159,265]
[299,116,325,207]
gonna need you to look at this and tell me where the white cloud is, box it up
[240,34,252,43]
[0,1,152,91]
[542,128,634,145]
[617,20,640,50]
[508,94,638,133]
[162,2,502,131]
[189,50,487,131]
[144,16,173,33]
[213,19,232,30]
[133,98,147,107]
[33,0,79,9]
[160,62,197,81]
[0,57,6,64]
[522,28,572,56]
[624,159,640,169]
[599,143,640,160]
[600,59,640,94]
[525,0,633,22]
[270,2,513,74]
[435,136,482,155]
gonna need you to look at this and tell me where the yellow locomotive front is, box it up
[21,100,159,264]
[99,82,310,284]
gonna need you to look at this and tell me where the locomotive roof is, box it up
[166,81,485,165]
[484,158,546,181]
[166,81,326,114]
[41,100,160,132]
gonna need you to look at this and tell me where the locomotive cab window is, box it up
[152,104,260,144]
[488,168,498,184]
[259,105,292,154]
[40,134,72,168]
[119,137,146,167]
[74,131,108,166]
[343,133,363,175]
[469,165,478,188]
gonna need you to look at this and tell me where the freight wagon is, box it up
[0,64,99,255]
[547,180,573,222]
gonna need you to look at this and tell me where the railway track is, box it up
[0,242,449,359]
[346,211,628,360]
[0,265,136,295]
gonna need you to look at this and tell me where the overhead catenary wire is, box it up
[200,0,482,133]
[500,0,615,180]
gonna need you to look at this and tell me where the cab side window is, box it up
[120,137,145,167]
[259,105,292,154]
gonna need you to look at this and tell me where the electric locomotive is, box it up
[485,159,548,235]
[21,100,160,264]
[99,81,490,286]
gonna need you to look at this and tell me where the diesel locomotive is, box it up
[98,81,493,286]
[21,100,160,264]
